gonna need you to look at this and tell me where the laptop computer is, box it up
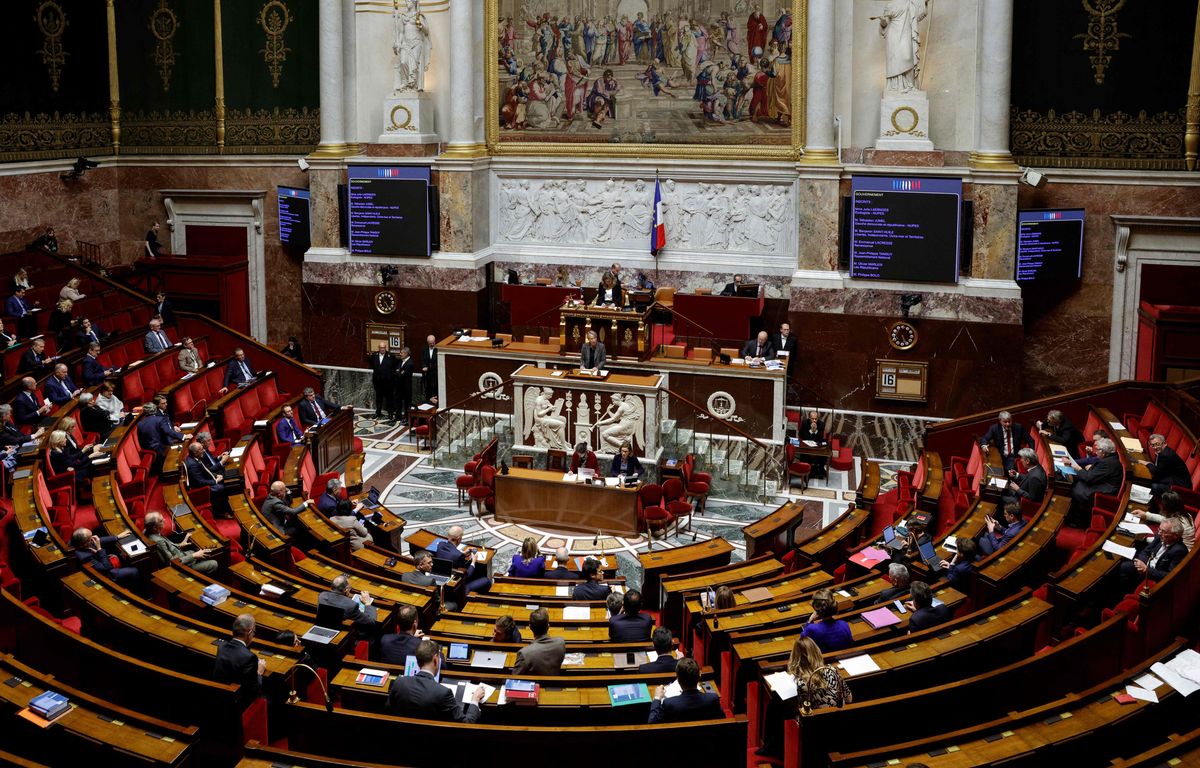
[577,468,596,481]
[471,651,507,669]
[430,557,455,587]
[448,642,469,661]
[301,625,340,645]
[362,486,383,510]
[918,540,944,571]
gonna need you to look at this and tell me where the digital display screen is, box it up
[347,166,431,256]
[277,186,310,250]
[1015,209,1084,282]
[849,176,962,284]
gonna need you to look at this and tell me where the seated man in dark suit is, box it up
[12,376,52,425]
[977,502,1025,557]
[70,527,139,587]
[314,477,344,516]
[569,441,599,474]
[380,605,424,664]
[572,559,612,600]
[297,386,344,428]
[938,537,978,592]
[905,581,951,633]
[184,440,229,514]
[318,574,379,637]
[213,614,266,703]
[648,657,722,723]
[720,274,745,296]
[387,639,483,721]
[543,547,578,579]
[0,404,40,448]
[433,526,491,595]
[797,409,828,475]
[1119,517,1188,592]
[77,393,114,441]
[136,402,183,459]
[872,563,911,605]
[609,589,655,642]
[1144,433,1191,497]
[402,550,458,612]
[45,363,81,406]
[639,627,679,674]
[81,342,114,386]
[222,347,256,389]
[1002,448,1047,505]
[513,607,566,676]
[1036,409,1084,460]
[979,410,1035,472]
[274,404,305,445]
[740,331,775,362]
[260,480,303,537]
[1067,437,1124,524]
[6,287,37,338]
[18,338,52,378]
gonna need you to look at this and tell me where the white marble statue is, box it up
[393,0,432,94]
[523,386,569,449]
[594,394,644,453]
[871,0,928,93]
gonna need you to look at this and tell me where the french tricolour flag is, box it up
[651,177,666,256]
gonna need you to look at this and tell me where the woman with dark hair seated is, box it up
[280,336,305,363]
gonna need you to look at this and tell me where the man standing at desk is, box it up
[741,331,775,362]
[580,329,606,372]
[213,614,265,703]
[979,410,1034,473]
[368,342,396,421]
[394,347,414,424]
[773,322,798,379]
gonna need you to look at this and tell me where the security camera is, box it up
[297,158,310,172]
[1018,168,1046,189]
[60,157,99,181]
[900,293,923,318]
[380,265,399,285]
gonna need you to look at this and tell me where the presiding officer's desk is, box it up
[495,466,641,536]
[421,639,678,675]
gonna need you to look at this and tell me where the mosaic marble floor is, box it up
[348,409,865,588]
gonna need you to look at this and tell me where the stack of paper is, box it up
[561,606,591,621]
[861,607,901,629]
[561,653,585,666]
[1121,436,1144,453]
[1102,540,1137,560]
[763,671,798,700]
[839,654,881,676]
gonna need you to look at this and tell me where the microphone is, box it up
[593,528,601,548]
[288,663,334,713]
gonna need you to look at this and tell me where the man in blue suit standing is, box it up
[648,657,723,723]
[81,342,114,386]
[136,401,183,460]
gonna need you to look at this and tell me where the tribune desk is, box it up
[494,467,640,536]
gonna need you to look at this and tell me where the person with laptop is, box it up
[387,639,484,722]
[403,550,458,612]
[143,512,218,574]
[639,627,679,673]
[609,589,655,642]
[898,518,933,564]
[315,477,345,516]
[938,537,979,591]
[648,657,722,724]
[380,605,424,665]
[513,607,566,675]
[433,526,492,595]
[977,502,1025,556]
[569,441,599,474]
[872,563,911,605]
[318,574,378,638]
[572,559,612,600]
[905,581,951,633]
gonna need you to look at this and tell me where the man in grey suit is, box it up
[143,511,218,574]
[387,639,484,721]
[143,318,172,354]
[580,330,606,372]
[261,480,303,537]
[513,607,565,675]
[402,550,458,611]
[318,574,378,637]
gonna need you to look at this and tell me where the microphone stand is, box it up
[288,663,334,713]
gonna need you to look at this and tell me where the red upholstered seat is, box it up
[785,443,811,492]
[468,465,495,517]
[636,483,676,542]
[829,436,854,472]
[661,478,692,531]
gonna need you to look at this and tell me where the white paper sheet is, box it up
[763,671,798,700]
[554,586,570,597]
[663,681,683,698]
[1125,685,1158,703]
[1134,673,1164,691]
[838,654,881,677]
[1102,540,1136,559]
[1120,522,1154,535]
[561,606,591,621]
[1151,661,1200,697]
[1108,421,1126,432]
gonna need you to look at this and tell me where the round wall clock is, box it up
[374,290,397,315]
[888,321,918,350]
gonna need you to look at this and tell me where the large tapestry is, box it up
[487,0,805,158]
[1010,0,1197,170]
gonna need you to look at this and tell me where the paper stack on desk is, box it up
[861,607,901,629]
[561,606,591,621]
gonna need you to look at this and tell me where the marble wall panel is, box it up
[0,166,121,263]
[789,284,1023,325]
[307,167,341,250]
[796,176,840,272]
[437,169,475,253]
[969,180,1019,280]
[303,261,486,291]
[494,263,792,302]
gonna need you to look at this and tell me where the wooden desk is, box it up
[742,500,808,559]
[501,284,582,327]
[431,615,613,642]
[1095,405,1153,481]
[310,407,354,476]
[560,303,651,360]
[494,467,640,536]
[794,505,869,570]
[640,538,734,610]
[660,555,785,633]
[857,460,881,508]
[672,293,764,342]
[11,472,69,576]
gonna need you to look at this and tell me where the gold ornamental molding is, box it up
[225,106,320,152]
[1075,0,1130,86]
[34,0,68,92]
[149,0,180,92]
[440,142,488,159]
[0,112,109,162]
[1011,106,1186,171]
[258,0,293,88]
[885,106,925,137]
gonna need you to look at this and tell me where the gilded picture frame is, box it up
[485,0,806,159]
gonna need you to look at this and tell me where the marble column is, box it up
[341,0,360,154]
[314,0,347,155]
[442,0,484,158]
[970,0,1017,169]
[802,0,837,163]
